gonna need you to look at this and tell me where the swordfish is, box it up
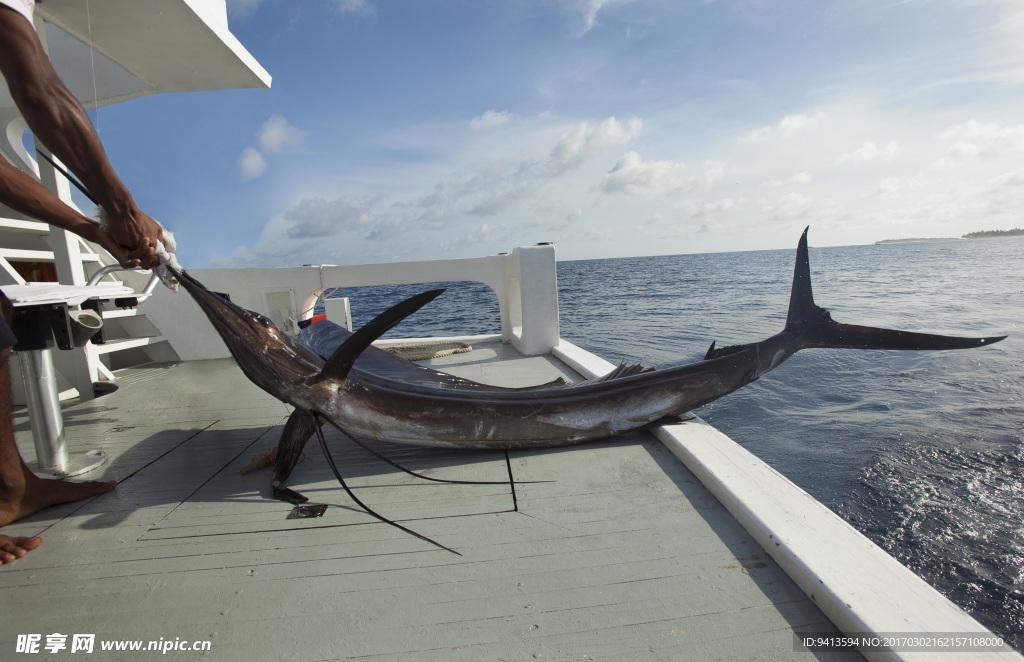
[170,229,1005,501]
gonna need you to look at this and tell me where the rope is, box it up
[380,341,472,361]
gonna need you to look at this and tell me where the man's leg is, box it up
[0,294,116,566]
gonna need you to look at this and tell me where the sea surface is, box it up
[334,236,1023,649]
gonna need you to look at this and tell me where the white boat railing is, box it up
[144,244,561,362]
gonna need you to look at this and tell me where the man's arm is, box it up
[0,6,160,267]
[0,156,139,267]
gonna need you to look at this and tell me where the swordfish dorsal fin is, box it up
[319,289,445,382]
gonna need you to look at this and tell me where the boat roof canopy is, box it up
[23,0,270,109]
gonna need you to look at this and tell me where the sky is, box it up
[86,0,1024,268]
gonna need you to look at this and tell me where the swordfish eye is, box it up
[256,315,274,328]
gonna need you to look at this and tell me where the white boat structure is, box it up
[0,2,1018,660]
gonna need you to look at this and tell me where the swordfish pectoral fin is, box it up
[319,289,446,382]
[272,409,318,484]
[270,409,318,504]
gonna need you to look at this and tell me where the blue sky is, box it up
[91,0,1024,268]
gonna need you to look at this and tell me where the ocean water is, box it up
[335,237,1024,648]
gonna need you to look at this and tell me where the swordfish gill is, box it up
[170,229,1005,512]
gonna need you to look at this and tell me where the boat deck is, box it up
[1,342,856,660]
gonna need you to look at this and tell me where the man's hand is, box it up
[76,222,142,270]
[100,208,162,269]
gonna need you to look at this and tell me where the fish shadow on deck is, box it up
[10,398,523,541]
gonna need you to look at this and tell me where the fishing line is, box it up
[36,3,102,208]
[322,415,550,487]
[85,0,100,134]
[312,413,461,556]
[37,151,96,203]
[504,450,518,513]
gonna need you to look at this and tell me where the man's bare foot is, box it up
[0,534,41,565]
[0,468,115,566]
[1,463,116,530]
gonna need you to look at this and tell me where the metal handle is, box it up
[86,265,160,301]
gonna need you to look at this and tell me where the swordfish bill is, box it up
[169,228,1005,498]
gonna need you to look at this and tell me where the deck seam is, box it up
[139,417,287,539]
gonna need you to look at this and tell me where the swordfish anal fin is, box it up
[319,289,446,382]
[706,227,1006,360]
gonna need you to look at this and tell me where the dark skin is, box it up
[0,4,165,564]
[0,6,162,267]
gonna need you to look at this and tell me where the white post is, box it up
[324,297,352,330]
[506,244,559,356]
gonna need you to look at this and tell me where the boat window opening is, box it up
[315,281,501,339]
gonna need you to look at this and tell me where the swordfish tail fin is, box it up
[787,227,1006,351]
[705,227,1006,360]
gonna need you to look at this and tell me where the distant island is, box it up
[876,228,1024,244]
[875,237,957,244]
[962,228,1024,238]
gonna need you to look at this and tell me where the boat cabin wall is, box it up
[144,245,561,362]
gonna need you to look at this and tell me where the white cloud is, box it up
[975,167,1024,215]
[439,216,575,253]
[225,0,265,19]
[935,120,1024,166]
[869,174,929,198]
[258,115,308,153]
[238,147,266,180]
[673,198,740,219]
[835,140,898,165]
[941,142,984,164]
[739,113,825,143]
[739,126,772,144]
[283,196,385,238]
[700,160,725,187]
[601,151,686,194]
[417,118,639,221]
[984,167,1024,190]
[576,0,636,35]
[227,116,643,262]
[778,114,823,136]
[470,110,516,131]
[763,193,813,222]
[549,116,642,172]
[332,0,376,16]
[236,115,307,181]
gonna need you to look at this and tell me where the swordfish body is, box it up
[169,229,1005,493]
